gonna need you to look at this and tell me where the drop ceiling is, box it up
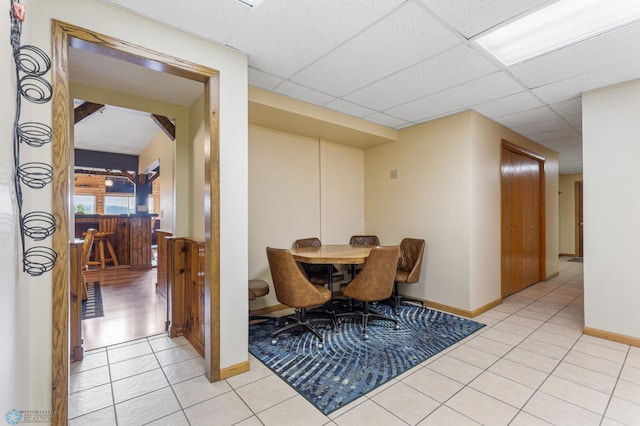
[85,0,640,174]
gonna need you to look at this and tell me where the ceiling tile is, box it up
[227,0,404,77]
[473,91,544,119]
[510,21,640,88]
[364,112,412,129]
[549,98,582,117]
[528,128,582,143]
[564,114,582,128]
[290,2,461,97]
[532,57,640,104]
[273,81,335,105]
[513,119,571,137]
[102,0,250,42]
[419,0,550,38]
[385,71,522,122]
[494,106,559,128]
[248,67,284,90]
[325,99,375,118]
[344,44,498,110]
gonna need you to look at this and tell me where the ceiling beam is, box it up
[74,101,104,124]
[151,114,176,141]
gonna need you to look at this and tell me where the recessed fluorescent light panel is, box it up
[475,0,640,66]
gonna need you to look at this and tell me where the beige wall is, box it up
[248,125,366,309]
[7,0,249,409]
[583,79,640,339]
[365,110,559,312]
[559,173,583,256]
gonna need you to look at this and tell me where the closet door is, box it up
[501,143,545,298]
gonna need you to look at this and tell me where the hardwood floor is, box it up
[82,266,167,350]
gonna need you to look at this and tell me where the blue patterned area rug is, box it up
[248,304,484,415]
[82,281,104,319]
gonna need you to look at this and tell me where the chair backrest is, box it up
[266,247,328,308]
[81,228,97,271]
[293,237,321,248]
[343,246,400,302]
[349,235,380,246]
[398,238,425,284]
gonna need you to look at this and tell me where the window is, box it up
[104,195,136,214]
[74,195,95,214]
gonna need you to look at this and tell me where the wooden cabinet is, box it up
[75,214,156,269]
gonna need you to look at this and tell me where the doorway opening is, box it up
[51,20,221,424]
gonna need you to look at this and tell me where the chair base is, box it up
[271,308,330,348]
[385,282,425,314]
[337,302,399,339]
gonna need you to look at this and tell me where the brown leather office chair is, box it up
[293,237,344,285]
[248,279,276,323]
[349,235,380,246]
[80,228,97,300]
[266,247,332,348]
[349,235,380,275]
[390,238,425,314]
[337,246,401,339]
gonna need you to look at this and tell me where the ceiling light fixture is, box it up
[475,0,640,66]
[105,178,114,187]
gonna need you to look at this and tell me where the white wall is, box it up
[365,111,559,312]
[366,113,473,309]
[248,125,365,309]
[1,11,27,412]
[13,0,248,408]
[583,79,640,339]
[322,141,365,244]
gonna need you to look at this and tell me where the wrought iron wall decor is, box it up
[10,1,57,276]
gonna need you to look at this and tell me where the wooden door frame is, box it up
[51,20,221,424]
[500,140,546,297]
[575,181,584,257]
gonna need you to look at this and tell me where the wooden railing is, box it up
[163,237,206,356]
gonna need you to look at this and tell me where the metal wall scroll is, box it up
[10,1,57,276]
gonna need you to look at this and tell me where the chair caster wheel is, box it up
[394,324,400,330]
[363,333,369,340]
[318,342,324,350]
[271,338,277,345]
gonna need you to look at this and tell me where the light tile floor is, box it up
[69,257,640,425]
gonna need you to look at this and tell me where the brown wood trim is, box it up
[583,327,640,348]
[575,181,584,257]
[425,298,503,319]
[51,20,221,424]
[51,21,71,425]
[220,360,250,380]
[251,303,288,315]
[204,74,222,382]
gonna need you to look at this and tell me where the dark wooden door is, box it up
[575,181,584,257]
[501,143,545,298]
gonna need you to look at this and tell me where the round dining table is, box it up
[289,244,375,329]
[289,244,373,265]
